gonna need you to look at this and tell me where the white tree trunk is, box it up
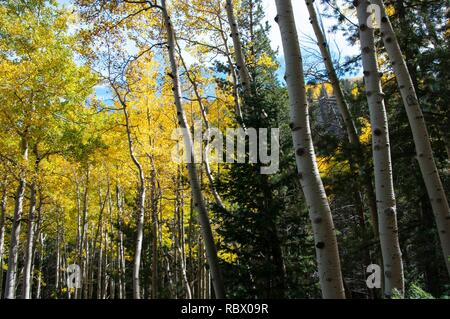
[0,178,7,299]
[225,0,252,94]
[56,211,61,292]
[81,170,90,299]
[161,0,225,299]
[109,71,146,299]
[372,0,450,277]
[123,105,146,299]
[305,0,379,237]
[4,139,28,299]
[177,47,226,211]
[21,181,37,299]
[305,0,359,144]
[35,233,45,299]
[355,0,404,297]
[216,14,244,121]
[274,0,345,299]
[116,185,126,299]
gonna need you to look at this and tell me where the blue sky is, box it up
[262,0,360,59]
[57,0,362,101]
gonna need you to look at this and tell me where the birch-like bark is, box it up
[104,233,109,299]
[75,179,82,268]
[107,184,115,299]
[80,167,90,299]
[305,0,379,237]
[216,13,244,121]
[176,174,192,299]
[116,95,146,299]
[305,0,358,144]
[147,155,159,299]
[97,230,103,299]
[161,0,225,299]
[355,0,404,297]
[35,233,45,299]
[177,46,226,211]
[116,185,126,299]
[4,138,28,299]
[274,0,345,299]
[94,188,107,299]
[372,0,450,276]
[88,235,95,298]
[21,181,37,299]
[225,0,252,94]
[0,177,7,299]
[94,189,105,299]
[55,209,61,293]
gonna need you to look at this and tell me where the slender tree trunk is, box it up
[97,230,103,299]
[173,186,179,299]
[107,184,115,299]
[56,209,61,295]
[21,181,37,299]
[81,167,90,299]
[36,233,44,299]
[4,138,28,299]
[102,231,108,299]
[75,180,82,276]
[83,235,90,299]
[373,0,450,277]
[198,238,203,298]
[274,0,345,299]
[88,235,95,299]
[225,0,252,93]
[0,177,7,299]
[112,85,146,299]
[177,47,226,211]
[116,185,126,299]
[177,170,192,299]
[64,242,70,298]
[305,0,359,143]
[355,0,404,297]
[161,0,225,299]
[216,13,244,121]
[93,188,106,299]
[305,0,379,237]
[149,166,159,299]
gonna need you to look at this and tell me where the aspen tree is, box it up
[355,0,404,297]
[146,115,160,299]
[113,90,146,299]
[372,0,450,277]
[22,147,44,299]
[4,139,28,299]
[225,0,252,94]
[274,0,345,299]
[305,0,378,237]
[116,185,126,299]
[160,0,226,299]
[0,176,7,298]
[177,45,226,211]
[21,180,37,299]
